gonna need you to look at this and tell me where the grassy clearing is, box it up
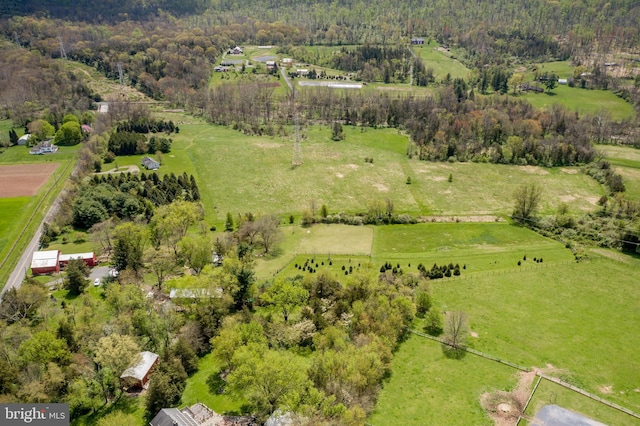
[369,334,517,425]
[71,395,146,426]
[182,353,245,414]
[522,378,638,426]
[430,257,640,413]
[518,85,636,121]
[407,161,603,216]
[146,121,602,226]
[413,41,471,80]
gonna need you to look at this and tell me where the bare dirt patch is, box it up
[598,385,613,394]
[335,173,344,178]
[255,142,282,149]
[515,66,528,73]
[0,163,59,197]
[372,183,389,192]
[520,166,549,175]
[470,331,479,338]
[559,194,577,203]
[346,164,359,170]
[560,168,579,174]
[481,371,535,426]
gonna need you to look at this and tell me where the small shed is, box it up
[558,78,568,85]
[120,351,159,390]
[281,58,293,67]
[411,37,425,45]
[142,156,160,170]
[31,250,61,275]
[18,134,31,146]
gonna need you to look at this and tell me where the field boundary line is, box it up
[516,374,543,425]
[0,159,73,281]
[411,330,640,422]
[536,374,640,420]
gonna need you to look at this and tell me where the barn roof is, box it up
[59,252,94,262]
[120,351,158,381]
[31,250,60,269]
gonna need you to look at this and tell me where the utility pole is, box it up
[58,37,67,59]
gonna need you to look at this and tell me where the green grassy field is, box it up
[138,122,603,227]
[257,223,574,282]
[518,85,635,121]
[0,197,32,254]
[413,41,471,80]
[369,334,518,425]
[430,256,640,412]
[182,352,245,414]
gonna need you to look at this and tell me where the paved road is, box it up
[2,225,44,297]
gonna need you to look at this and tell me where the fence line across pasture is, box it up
[410,330,640,423]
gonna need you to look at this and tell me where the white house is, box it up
[29,141,58,155]
[228,46,243,55]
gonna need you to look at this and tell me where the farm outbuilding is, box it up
[59,252,97,268]
[142,156,160,170]
[411,37,425,44]
[120,351,159,390]
[31,250,60,275]
[18,134,31,146]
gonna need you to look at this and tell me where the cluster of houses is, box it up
[30,250,97,275]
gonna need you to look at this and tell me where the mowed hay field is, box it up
[144,121,603,225]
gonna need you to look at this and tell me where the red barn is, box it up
[59,252,97,267]
[120,351,159,390]
[30,250,60,275]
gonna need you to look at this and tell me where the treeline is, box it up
[206,84,600,166]
[108,131,173,156]
[0,43,96,126]
[1,16,219,105]
[0,0,207,22]
[73,172,200,229]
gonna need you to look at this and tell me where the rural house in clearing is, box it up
[228,46,243,54]
[29,140,58,155]
[411,37,425,44]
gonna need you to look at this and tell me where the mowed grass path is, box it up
[149,122,602,225]
[430,257,640,413]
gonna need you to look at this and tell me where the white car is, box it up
[93,278,101,286]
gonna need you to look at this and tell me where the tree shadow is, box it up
[543,92,557,96]
[206,369,227,395]
[441,343,467,359]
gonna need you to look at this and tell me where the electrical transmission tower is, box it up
[117,62,125,86]
[291,88,303,167]
[58,37,67,59]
